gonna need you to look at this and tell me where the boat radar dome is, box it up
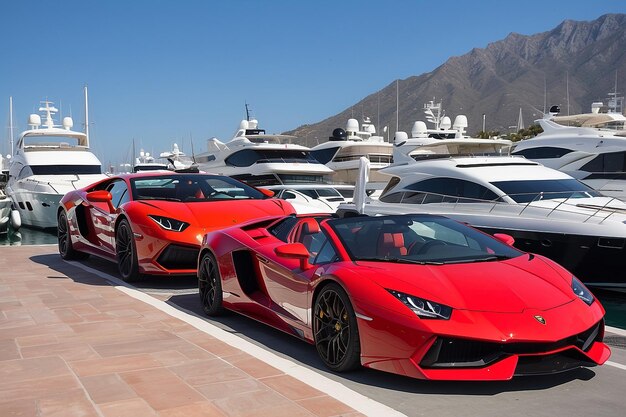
[346,118,359,133]
[62,117,74,130]
[411,121,428,138]
[453,115,468,131]
[440,116,452,130]
[28,114,42,128]
[248,119,259,129]
[393,131,409,145]
[329,128,347,141]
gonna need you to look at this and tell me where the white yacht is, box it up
[310,117,393,184]
[133,149,169,172]
[338,135,626,290]
[512,105,626,201]
[6,100,107,229]
[195,114,352,209]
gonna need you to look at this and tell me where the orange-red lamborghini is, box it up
[58,172,295,281]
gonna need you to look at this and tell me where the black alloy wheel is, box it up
[313,283,361,372]
[57,211,88,260]
[116,218,141,282]
[198,252,224,316]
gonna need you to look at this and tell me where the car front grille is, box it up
[157,245,199,270]
[420,320,603,369]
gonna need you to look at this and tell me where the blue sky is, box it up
[1,0,624,169]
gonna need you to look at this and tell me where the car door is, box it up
[88,179,129,253]
[259,218,336,326]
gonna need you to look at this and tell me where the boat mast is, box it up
[84,85,89,146]
[9,96,14,155]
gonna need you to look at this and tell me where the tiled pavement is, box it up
[0,245,367,417]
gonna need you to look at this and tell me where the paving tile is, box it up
[70,353,163,377]
[37,388,100,417]
[169,358,249,386]
[15,333,59,347]
[212,390,314,417]
[195,378,268,400]
[158,402,227,417]
[0,375,81,403]
[120,368,206,410]
[98,398,158,417]
[230,353,284,379]
[0,339,20,361]
[296,396,356,417]
[0,356,71,385]
[260,374,326,401]
[21,340,100,361]
[80,373,137,404]
[0,397,39,416]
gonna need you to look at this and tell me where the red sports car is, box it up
[197,213,611,380]
[58,172,295,281]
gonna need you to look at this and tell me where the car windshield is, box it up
[328,215,522,264]
[491,179,601,203]
[131,174,266,202]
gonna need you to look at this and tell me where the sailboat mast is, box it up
[9,96,14,155]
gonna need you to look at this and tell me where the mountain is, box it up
[285,13,626,146]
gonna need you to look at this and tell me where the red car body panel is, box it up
[199,213,610,380]
[59,172,295,276]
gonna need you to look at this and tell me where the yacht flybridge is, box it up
[310,117,393,183]
[338,132,626,289]
[196,117,334,186]
[6,98,107,229]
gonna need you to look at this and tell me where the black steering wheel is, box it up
[410,239,448,255]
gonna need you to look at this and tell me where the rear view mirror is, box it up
[86,190,114,213]
[275,243,310,270]
[258,188,275,198]
[493,233,515,246]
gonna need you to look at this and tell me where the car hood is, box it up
[138,199,294,230]
[355,255,574,313]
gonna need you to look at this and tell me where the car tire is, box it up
[58,211,89,260]
[313,282,361,372]
[116,218,141,282]
[198,251,224,316]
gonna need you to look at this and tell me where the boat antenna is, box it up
[9,96,14,155]
[245,102,251,121]
[395,79,399,133]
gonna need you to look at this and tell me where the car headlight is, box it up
[572,276,594,306]
[148,215,190,232]
[387,289,452,319]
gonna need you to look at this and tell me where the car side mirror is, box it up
[493,233,515,246]
[86,190,114,213]
[275,242,311,270]
[258,188,275,198]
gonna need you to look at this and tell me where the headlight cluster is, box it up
[572,276,594,306]
[387,289,452,319]
[148,215,190,232]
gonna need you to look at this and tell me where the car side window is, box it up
[312,236,339,265]
[107,180,129,209]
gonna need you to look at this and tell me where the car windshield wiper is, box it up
[444,255,512,264]
[356,257,444,265]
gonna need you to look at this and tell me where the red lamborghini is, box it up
[58,172,295,281]
[197,213,611,380]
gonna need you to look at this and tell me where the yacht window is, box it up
[232,174,280,186]
[311,147,341,164]
[380,176,401,196]
[512,147,573,159]
[405,178,499,202]
[225,149,318,167]
[31,165,102,175]
[581,151,626,173]
[380,192,403,203]
[491,179,601,203]
[276,174,328,184]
